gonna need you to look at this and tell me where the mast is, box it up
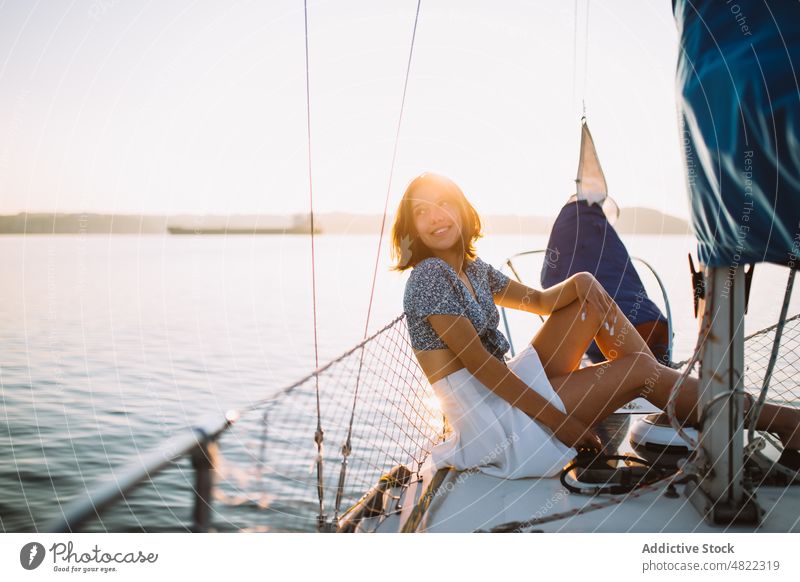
[673,0,800,524]
[686,266,761,524]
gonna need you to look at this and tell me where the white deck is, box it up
[366,413,800,533]
[408,463,800,532]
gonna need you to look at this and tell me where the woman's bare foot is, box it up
[743,394,800,451]
[776,426,800,451]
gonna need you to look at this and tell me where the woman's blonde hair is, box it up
[390,172,483,271]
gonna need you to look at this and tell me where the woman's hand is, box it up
[549,415,603,451]
[574,272,617,334]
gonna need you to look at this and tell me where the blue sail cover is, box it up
[541,200,667,361]
[674,0,800,267]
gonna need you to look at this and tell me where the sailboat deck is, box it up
[367,413,800,533]
[410,464,800,533]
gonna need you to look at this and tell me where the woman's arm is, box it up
[495,272,617,327]
[494,274,582,315]
[426,314,601,449]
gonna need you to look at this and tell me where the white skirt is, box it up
[429,344,576,479]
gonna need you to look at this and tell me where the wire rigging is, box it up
[573,0,591,117]
[572,0,579,107]
[583,0,591,115]
[301,0,327,530]
[331,0,423,528]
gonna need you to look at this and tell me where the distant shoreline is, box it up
[0,209,691,236]
[166,226,321,235]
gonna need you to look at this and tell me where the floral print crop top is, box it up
[403,256,512,362]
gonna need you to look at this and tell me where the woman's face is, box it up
[409,183,464,254]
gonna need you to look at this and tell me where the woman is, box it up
[390,172,800,478]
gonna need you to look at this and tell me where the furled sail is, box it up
[572,118,619,224]
[575,118,607,205]
[674,0,800,267]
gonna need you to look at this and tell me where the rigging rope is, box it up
[572,0,578,108]
[665,269,717,451]
[301,0,327,529]
[331,0,423,527]
[483,470,685,533]
[582,0,590,116]
[572,0,591,117]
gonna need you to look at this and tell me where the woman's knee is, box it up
[615,350,660,382]
[622,351,667,397]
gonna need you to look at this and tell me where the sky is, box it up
[0,0,687,218]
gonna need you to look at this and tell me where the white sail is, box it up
[575,118,607,204]
[572,118,619,223]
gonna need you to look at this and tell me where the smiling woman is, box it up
[390,172,482,270]
[388,172,800,479]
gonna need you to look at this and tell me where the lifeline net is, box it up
[744,313,800,409]
[216,314,446,532]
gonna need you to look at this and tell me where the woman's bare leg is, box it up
[548,353,662,428]
[550,355,800,449]
[532,294,655,378]
[531,295,800,449]
[634,366,800,448]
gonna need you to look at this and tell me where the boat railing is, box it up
[45,412,238,533]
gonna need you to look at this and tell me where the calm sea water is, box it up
[2,233,798,532]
